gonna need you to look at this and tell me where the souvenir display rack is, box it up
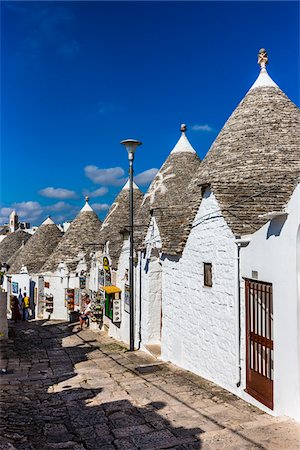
[90,291,104,323]
[44,294,54,313]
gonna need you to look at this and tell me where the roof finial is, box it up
[180,124,187,133]
[258,48,268,69]
[85,195,89,203]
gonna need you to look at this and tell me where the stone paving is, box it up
[1,320,300,450]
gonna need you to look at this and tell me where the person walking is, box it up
[79,298,91,330]
[23,293,30,321]
[11,295,21,322]
[18,289,23,319]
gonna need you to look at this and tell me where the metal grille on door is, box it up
[245,279,273,409]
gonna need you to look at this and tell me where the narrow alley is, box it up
[1,321,300,450]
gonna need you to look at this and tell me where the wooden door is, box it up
[245,279,273,409]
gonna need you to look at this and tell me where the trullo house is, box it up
[40,198,102,320]
[135,124,201,354]
[6,217,63,316]
[159,49,300,421]
[89,180,143,337]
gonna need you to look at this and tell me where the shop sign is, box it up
[12,282,18,294]
[103,256,110,271]
[124,284,130,313]
[112,299,121,323]
[79,277,86,289]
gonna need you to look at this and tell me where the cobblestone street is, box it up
[1,320,300,450]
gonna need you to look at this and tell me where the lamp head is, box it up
[120,139,142,160]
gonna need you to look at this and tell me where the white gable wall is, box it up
[161,188,237,392]
[139,217,163,347]
[106,238,132,345]
[239,183,300,420]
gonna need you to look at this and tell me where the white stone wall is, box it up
[139,217,163,347]
[161,188,237,393]
[240,184,300,420]
[0,291,8,339]
[106,239,130,344]
[43,274,69,321]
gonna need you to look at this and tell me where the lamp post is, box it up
[120,139,142,351]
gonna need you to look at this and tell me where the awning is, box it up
[101,285,122,294]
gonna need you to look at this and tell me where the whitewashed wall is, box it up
[43,274,69,320]
[239,184,300,420]
[139,217,163,348]
[0,291,8,339]
[9,273,30,296]
[107,239,132,345]
[161,189,238,393]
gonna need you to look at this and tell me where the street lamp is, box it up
[120,139,142,351]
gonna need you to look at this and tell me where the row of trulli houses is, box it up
[1,49,299,422]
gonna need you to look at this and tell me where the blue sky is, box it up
[1,1,299,225]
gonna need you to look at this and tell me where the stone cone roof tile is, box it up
[99,182,144,269]
[136,131,201,254]
[192,79,300,236]
[0,230,31,266]
[41,209,102,273]
[8,223,63,275]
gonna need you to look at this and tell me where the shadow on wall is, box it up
[0,320,204,449]
[267,214,288,239]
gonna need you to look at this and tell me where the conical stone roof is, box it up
[193,49,300,236]
[0,230,31,266]
[41,200,102,273]
[136,125,201,254]
[99,181,144,269]
[8,218,63,274]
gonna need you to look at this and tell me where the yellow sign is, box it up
[103,256,110,272]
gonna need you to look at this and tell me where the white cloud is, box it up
[39,187,77,199]
[134,168,159,186]
[84,166,126,186]
[0,207,12,216]
[0,201,43,225]
[191,124,214,132]
[83,186,108,198]
[45,201,74,212]
[91,203,110,212]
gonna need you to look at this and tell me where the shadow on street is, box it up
[0,320,203,449]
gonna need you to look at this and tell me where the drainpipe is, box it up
[137,251,142,350]
[235,238,250,388]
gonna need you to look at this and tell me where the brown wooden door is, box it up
[245,279,273,409]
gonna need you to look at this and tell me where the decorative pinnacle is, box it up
[85,196,89,203]
[258,48,268,69]
[180,124,187,133]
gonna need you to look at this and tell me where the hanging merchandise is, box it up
[98,268,105,287]
[44,294,54,313]
[74,288,82,308]
[90,290,104,323]
[65,288,75,311]
[124,284,130,313]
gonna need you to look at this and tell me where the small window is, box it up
[204,263,212,287]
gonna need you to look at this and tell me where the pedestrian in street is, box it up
[17,289,23,319]
[79,298,91,330]
[11,295,21,322]
[22,293,30,321]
